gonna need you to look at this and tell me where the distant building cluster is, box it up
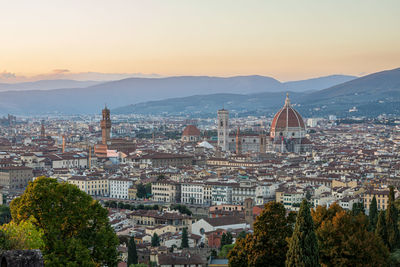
[0,94,399,266]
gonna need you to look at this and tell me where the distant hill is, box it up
[113,68,400,117]
[0,79,100,91]
[0,70,396,116]
[113,92,306,117]
[0,74,344,115]
[283,75,357,92]
[300,68,400,117]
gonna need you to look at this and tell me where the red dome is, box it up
[270,94,305,133]
[182,125,201,136]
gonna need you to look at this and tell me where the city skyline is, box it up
[1,0,399,81]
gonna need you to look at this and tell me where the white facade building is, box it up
[181,182,205,205]
[109,177,133,199]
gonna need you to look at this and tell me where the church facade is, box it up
[217,94,311,154]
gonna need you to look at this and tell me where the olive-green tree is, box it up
[10,176,119,266]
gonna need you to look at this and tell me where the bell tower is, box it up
[101,105,111,145]
[217,109,229,151]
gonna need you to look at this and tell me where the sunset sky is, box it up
[1,0,399,81]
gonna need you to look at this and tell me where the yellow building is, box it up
[362,189,390,211]
[151,179,180,203]
[145,225,178,237]
[128,185,137,200]
[332,180,357,188]
[68,176,109,196]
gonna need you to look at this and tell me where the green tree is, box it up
[10,176,119,267]
[305,191,312,201]
[0,217,44,250]
[376,210,388,246]
[220,232,227,249]
[171,204,192,216]
[218,244,235,258]
[369,196,378,231]
[136,183,146,199]
[351,202,365,216]
[128,236,138,266]
[225,232,233,245]
[0,205,11,225]
[210,249,217,259]
[386,186,400,251]
[151,233,160,247]
[237,231,246,240]
[181,227,189,248]
[145,183,152,197]
[227,201,295,267]
[286,199,319,267]
[313,203,389,266]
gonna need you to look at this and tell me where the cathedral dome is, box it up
[270,94,305,139]
[182,125,200,136]
[182,125,201,142]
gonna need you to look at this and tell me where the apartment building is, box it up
[181,182,204,205]
[0,166,33,191]
[152,179,181,203]
[109,177,134,199]
[68,176,109,196]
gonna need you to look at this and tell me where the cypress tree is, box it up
[220,232,226,249]
[286,199,320,267]
[386,186,400,251]
[127,236,138,266]
[376,210,388,246]
[181,227,189,248]
[225,232,233,245]
[151,233,160,247]
[369,196,378,231]
[351,202,365,216]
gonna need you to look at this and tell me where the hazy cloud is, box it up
[0,71,17,79]
[52,69,70,74]
[0,70,162,83]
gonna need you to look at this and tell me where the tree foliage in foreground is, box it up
[369,196,378,231]
[10,176,119,267]
[128,236,138,266]
[0,205,11,226]
[0,217,44,250]
[312,203,389,267]
[181,227,189,248]
[286,199,320,267]
[228,201,295,267]
[386,186,400,252]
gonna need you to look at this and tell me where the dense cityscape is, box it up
[0,92,399,266]
[1,1,399,266]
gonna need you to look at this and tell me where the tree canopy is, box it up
[10,176,119,267]
[128,236,138,266]
[286,199,319,267]
[151,233,160,247]
[228,201,295,267]
[181,227,189,248]
[312,203,389,266]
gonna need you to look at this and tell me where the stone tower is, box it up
[101,106,111,145]
[217,109,229,151]
[236,126,242,155]
[244,198,254,229]
[40,120,45,139]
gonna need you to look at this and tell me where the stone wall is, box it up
[0,250,44,267]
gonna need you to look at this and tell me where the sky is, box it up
[1,0,399,82]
